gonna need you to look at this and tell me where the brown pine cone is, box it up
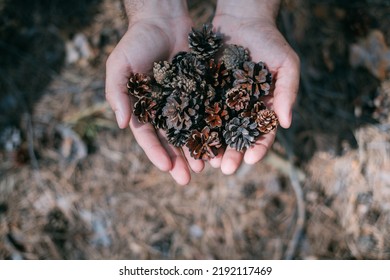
[127,73,152,98]
[240,101,267,118]
[205,102,229,128]
[221,44,249,70]
[186,126,222,160]
[176,53,206,81]
[153,61,175,86]
[233,61,272,97]
[133,96,158,124]
[256,109,279,134]
[223,117,259,151]
[162,93,199,130]
[169,75,197,94]
[188,23,222,60]
[166,128,191,147]
[207,59,232,89]
[226,87,250,111]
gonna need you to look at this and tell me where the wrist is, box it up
[215,0,280,23]
[124,0,189,22]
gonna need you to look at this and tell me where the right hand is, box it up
[105,15,205,185]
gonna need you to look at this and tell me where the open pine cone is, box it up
[126,23,280,161]
[233,61,272,97]
[223,117,259,151]
[188,23,222,60]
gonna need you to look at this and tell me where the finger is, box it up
[244,130,276,164]
[208,147,224,168]
[273,52,300,128]
[105,53,132,129]
[158,132,191,185]
[130,119,172,172]
[182,147,205,173]
[221,147,244,175]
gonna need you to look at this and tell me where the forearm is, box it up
[123,0,189,21]
[215,0,280,23]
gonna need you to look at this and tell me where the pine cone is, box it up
[188,23,222,60]
[176,53,206,81]
[240,101,266,118]
[162,93,198,130]
[186,126,222,160]
[256,109,279,134]
[170,75,197,93]
[226,87,250,111]
[223,117,259,151]
[127,73,152,98]
[207,59,232,89]
[205,102,229,128]
[221,44,249,70]
[153,61,175,86]
[172,51,188,66]
[166,128,191,147]
[133,96,158,124]
[233,61,272,97]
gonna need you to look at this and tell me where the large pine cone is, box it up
[127,73,152,98]
[221,44,249,70]
[223,117,259,151]
[186,126,222,160]
[188,23,222,60]
[233,61,272,97]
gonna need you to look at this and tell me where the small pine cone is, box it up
[186,127,222,160]
[207,59,232,89]
[127,73,152,98]
[205,102,229,128]
[256,109,279,134]
[166,128,191,147]
[226,88,250,111]
[240,101,266,118]
[188,23,222,60]
[176,53,206,81]
[162,93,198,130]
[170,75,197,93]
[221,44,249,70]
[223,117,259,152]
[153,61,175,86]
[133,96,158,124]
[233,61,272,97]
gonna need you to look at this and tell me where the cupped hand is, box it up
[211,14,300,174]
[105,16,205,185]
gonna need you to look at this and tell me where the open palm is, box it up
[105,17,205,185]
[211,15,300,174]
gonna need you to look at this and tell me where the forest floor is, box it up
[0,0,390,259]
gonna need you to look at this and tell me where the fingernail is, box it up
[115,110,124,128]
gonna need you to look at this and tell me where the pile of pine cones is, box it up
[127,24,278,160]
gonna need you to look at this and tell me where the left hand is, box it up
[211,11,300,174]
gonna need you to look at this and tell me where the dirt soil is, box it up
[1,0,390,259]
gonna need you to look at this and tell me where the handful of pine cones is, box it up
[127,24,278,160]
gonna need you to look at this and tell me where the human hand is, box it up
[105,1,205,185]
[211,0,300,174]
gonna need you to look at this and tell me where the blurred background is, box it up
[0,0,389,259]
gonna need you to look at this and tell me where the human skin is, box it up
[210,0,300,174]
[105,0,300,184]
